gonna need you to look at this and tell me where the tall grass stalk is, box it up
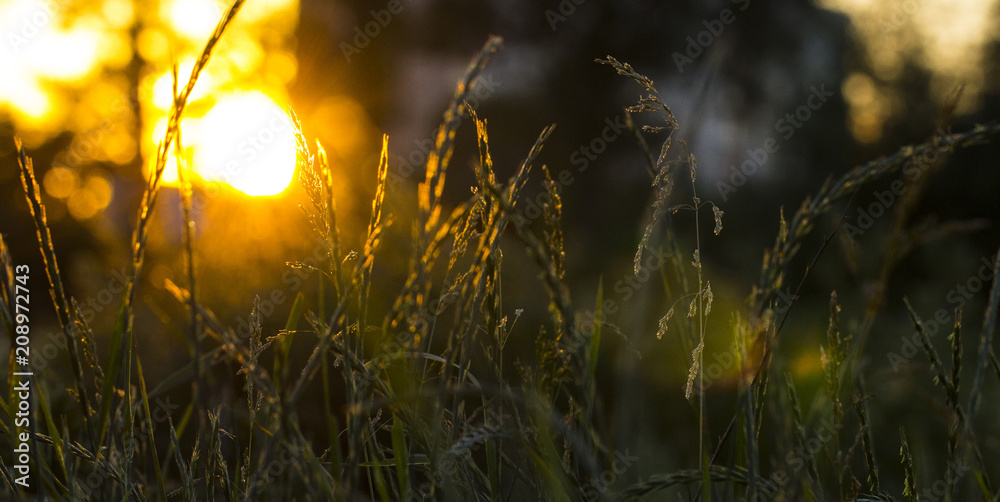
[16,139,96,449]
[7,3,1000,499]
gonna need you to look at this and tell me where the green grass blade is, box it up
[968,249,1000,424]
[16,140,95,446]
[111,0,247,459]
[367,441,392,501]
[973,470,992,500]
[0,392,10,437]
[285,290,307,336]
[588,279,603,382]
[0,234,13,339]
[158,401,194,486]
[137,355,168,501]
[168,418,195,501]
[98,301,128,447]
[702,440,712,502]
[391,412,411,501]
[526,397,573,502]
[854,390,880,493]
[145,346,223,403]
[36,380,66,481]
[273,291,305,388]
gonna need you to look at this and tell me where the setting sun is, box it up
[183,91,298,196]
[5,0,1000,499]
[147,90,298,197]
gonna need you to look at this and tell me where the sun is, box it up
[186,91,298,197]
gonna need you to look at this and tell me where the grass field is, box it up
[3,1,1000,500]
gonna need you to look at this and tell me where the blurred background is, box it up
[2,0,999,493]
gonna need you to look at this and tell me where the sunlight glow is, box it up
[139,0,300,197]
[137,27,171,61]
[186,92,298,197]
[22,27,101,80]
[101,0,135,29]
[13,86,50,118]
[43,166,80,199]
[151,60,214,109]
[820,0,999,119]
[842,72,886,143]
[0,2,100,77]
[2,0,301,199]
[0,0,134,146]
[42,165,115,220]
[166,0,222,41]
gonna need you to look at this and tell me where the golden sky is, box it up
[2,0,301,215]
[2,0,997,214]
[820,0,999,142]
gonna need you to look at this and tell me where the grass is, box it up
[3,2,1000,500]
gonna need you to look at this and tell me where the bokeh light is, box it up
[139,0,300,197]
[43,166,80,199]
[1,0,300,205]
[42,165,115,220]
[820,0,999,141]
[0,0,137,146]
[166,0,222,41]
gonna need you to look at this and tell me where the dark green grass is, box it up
[3,2,1000,500]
